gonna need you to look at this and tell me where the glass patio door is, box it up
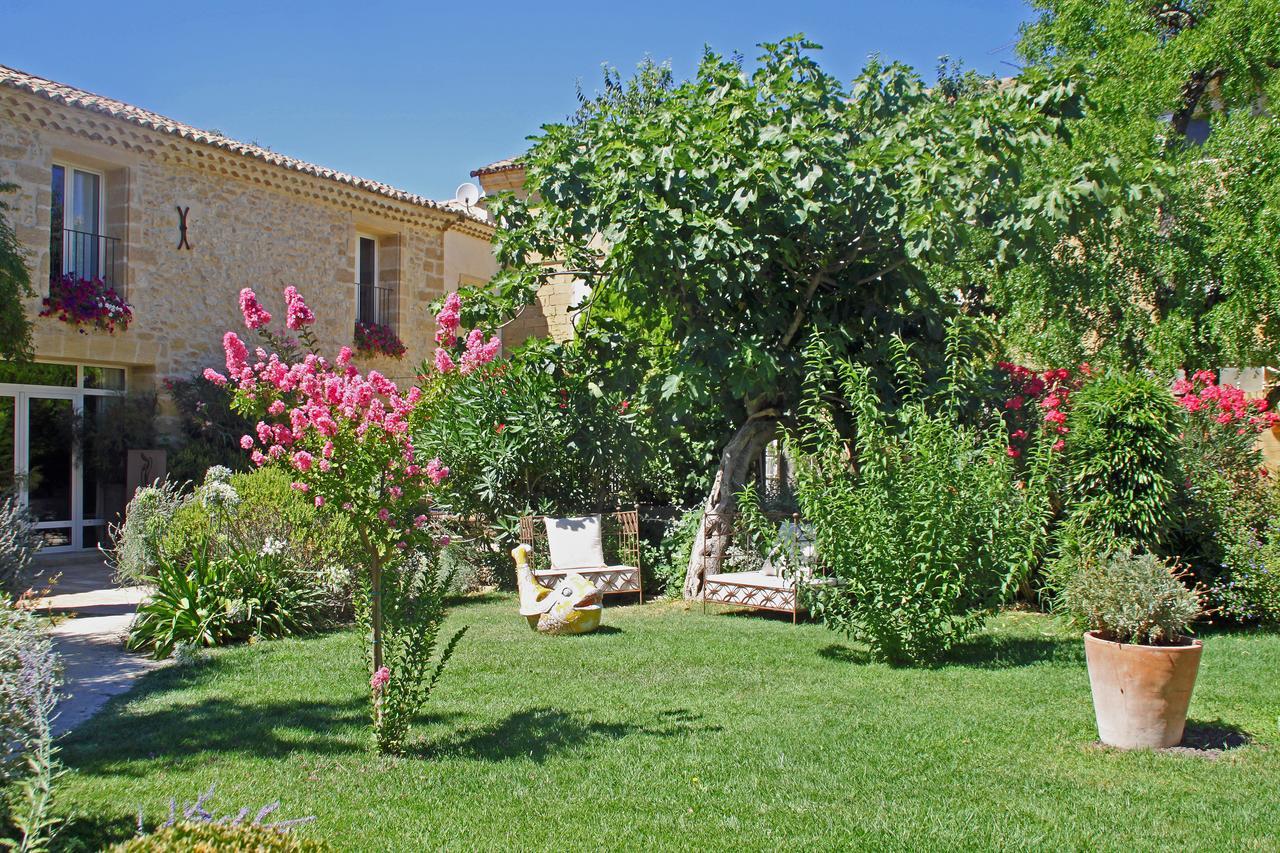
[12,392,78,550]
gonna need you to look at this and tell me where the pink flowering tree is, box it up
[205,286,497,753]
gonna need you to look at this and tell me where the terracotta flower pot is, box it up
[1083,631,1203,749]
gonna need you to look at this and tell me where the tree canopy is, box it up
[988,0,1280,373]
[0,184,35,363]
[487,37,1118,593]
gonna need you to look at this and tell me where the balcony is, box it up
[50,228,124,297]
[357,283,395,328]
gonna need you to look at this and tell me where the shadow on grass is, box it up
[60,693,379,776]
[1179,718,1252,751]
[816,632,1082,670]
[444,591,508,609]
[415,706,720,762]
[53,810,137,853]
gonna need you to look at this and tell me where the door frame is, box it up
[1,367,125,553]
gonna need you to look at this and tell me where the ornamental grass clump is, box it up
[1059,549,1204,645]
[789,334,1053,664]
[207,285,498,753]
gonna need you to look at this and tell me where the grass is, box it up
[56,596,1280,851]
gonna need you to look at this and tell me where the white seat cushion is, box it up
[706,570,795,591]
[544,515,605,570]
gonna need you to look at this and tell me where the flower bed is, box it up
[40,273,132,334]
[354,321,406,359]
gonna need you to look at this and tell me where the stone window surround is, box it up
[351,227,402,333]
[45,146,130,296]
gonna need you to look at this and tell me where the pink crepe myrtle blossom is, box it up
[283,286,316,330]
[239,288,272,330]
[434,348,456,374]
[370,667,390,691]
[203,368,228,386]
[315,495,325,508]
[240,434,254,450]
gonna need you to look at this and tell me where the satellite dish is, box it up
[454,182,483,207]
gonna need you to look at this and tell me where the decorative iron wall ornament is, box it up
[175,206,192,250]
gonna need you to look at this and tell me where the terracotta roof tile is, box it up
[0,64,490,225]
[471,156,523,177]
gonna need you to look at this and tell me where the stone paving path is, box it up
[34,555,166,735]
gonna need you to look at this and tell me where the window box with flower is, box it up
[354,321,406,359]
[40,273,132,334]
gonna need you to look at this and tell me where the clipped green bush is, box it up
[110,821,328,852]
[1061,371,1182,553]
[1058,548,1203,644]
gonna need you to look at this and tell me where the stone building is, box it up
[470,157,582,344]
[0,64,499,552]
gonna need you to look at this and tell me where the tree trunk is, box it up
[682,410,780,598]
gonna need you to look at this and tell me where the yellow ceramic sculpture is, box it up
[513,544,603,635]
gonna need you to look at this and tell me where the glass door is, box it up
[16,393,78,550]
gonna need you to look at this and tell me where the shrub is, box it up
[106,480,188,587]
[0,598,64,852]
[789,337,1048,664]
[160,467,355,611]
[127,540,327,659]
[111,823,327,852]
[163,374,254,486]
[643,508,703,598]
[1058,548,1203,644]
[0,497,41,595]
[1061,371,1182,553]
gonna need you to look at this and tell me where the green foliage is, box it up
[163,375,253,486]
[415,337,645,524]
[1212,483,1280,624]
[0,498,40,596]
[127,540,326,659]
[106,480,188,587]
[789,336,1048,664]
[358,553,466,754]
[490,36,1105,531]
[110,822,328,852]
[160,467,354,608]
[643,508,703,597]
[997,0,1280,372]
[0,185,34,364]
[0,600,63,853]
[1060,372,1182,553]
[1058,548,1203,644]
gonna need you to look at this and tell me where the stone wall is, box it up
[0,85,496,395]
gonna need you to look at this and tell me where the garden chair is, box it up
[701,516,833,623]
[518,510,643,602]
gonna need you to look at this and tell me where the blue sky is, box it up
[0,0,1035,201]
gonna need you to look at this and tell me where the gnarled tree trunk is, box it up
[683,406,780,598]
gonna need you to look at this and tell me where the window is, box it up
[355,234,392,328]
[49,164,120,291]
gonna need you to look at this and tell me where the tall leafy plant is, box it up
[789,335,1051,664]
[0,184,34,363]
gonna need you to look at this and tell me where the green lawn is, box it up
[57,596,1280,851]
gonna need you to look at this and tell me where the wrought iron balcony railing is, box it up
[50,228,123,296]
[357,283,395,329]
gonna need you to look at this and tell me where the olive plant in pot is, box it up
[1060,548,1206,749]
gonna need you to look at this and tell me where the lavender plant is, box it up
[0,599,63,852]
[0,497,41,595]
[135,784,315,835]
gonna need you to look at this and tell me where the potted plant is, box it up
[1060,548,1205,749]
